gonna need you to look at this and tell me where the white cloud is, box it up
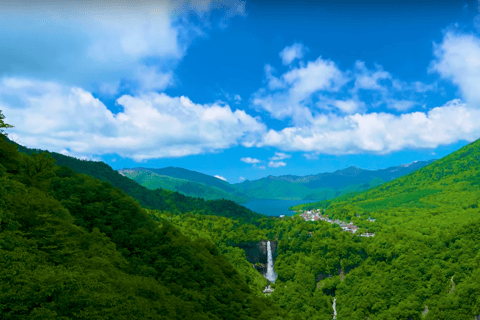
[240,157,261,164]
[352,61,392,93]
[430,31,480,106]
[218,91,242,104]
[253,57,348,123]
[384,99,419,112]
[268,161,286,168]
[132,65,175,93]
[333,99,365,113]
[98,81,121,97]
[258,99,480,154]
[0,77,266,161]
[269,152,291,161]
[0,0,246,95]
[239,176,246,181]
[249,38,469,156]
[254,48,438,126]
[279,42,307,65]
[302,153,319,160]
[214,175,227,181]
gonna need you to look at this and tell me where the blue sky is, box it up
[1,0,480,183]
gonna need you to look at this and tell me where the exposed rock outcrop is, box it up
[236,240,277,276]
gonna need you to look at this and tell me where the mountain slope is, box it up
[119,168,250,203]
[5,137,262,224]
[136,166,238,193]
[288,139,480,319]
[0,134,288,319]
[308,140,480,230]
[233,160,435,201]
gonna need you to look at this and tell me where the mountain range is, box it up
[119,160,436,203]
[118,166,251,203]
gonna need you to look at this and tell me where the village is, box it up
[285,208,376,237]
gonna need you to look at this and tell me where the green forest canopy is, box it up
[2,111,480,319]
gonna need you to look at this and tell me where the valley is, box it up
[117,161,435,212]
[2,1,480,318]
[2,116,480,319]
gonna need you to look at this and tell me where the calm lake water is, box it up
[241,199,317,217]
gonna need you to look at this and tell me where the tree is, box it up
[0,110,13,137]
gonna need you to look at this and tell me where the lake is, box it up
[241,199,317,217]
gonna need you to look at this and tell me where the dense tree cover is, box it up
[146,208,369,320]
[147,210,270,295]
[288,139,480,319]
[4,109,480,319]
[0,134,290,319]
[121,169,249,203]
[234,161,433,201]
[0,110,14,135]
[137,166,243,195]
[7,136,262,224]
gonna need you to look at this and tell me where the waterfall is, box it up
[333,297,337,319]
[265,241,277,282]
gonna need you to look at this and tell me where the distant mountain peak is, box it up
[400,160,419,168]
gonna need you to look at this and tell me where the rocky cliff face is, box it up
[236,240,277,276]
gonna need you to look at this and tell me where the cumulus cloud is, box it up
[253,49,437,126]
[269,152,291,161]
[268,161,286,168]
[0,77,266,161]
[352,61,392,93]
[430,31,480,106]
[132,65,176,94]
[258,99,480,154]
[252,57,348,123]
[239,176,246,181]
[214,175,227,181]
[0,0,246,95]
[351,61,434,112]
[240,157,261,164]
[253,31,480,156]
[279,42,307,65]
[316,98,366,114]
[218,90,242,104]
[383,99,419,112]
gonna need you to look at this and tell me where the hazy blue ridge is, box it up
[232,160,435,201]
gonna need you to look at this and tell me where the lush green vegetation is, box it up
[7,136,262,224]
[233,162,433,201]
[117,161,432,204]
[145,208,366,320]
[0,129,290,319]
[289,139,480,319]
[3,108,480,320]
[137,166,240,194]
[119,168,249,203]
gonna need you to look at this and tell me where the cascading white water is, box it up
[333,297,337,319]
[265,241,277,282]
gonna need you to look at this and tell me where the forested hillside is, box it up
[3,109,480,319]
[290,138,480,319]
[119,168,250,203]
[116,161,432,204]
[233,161,434,201]
[0,122,289,319]
[6,136,261,224]
[133,166,238,192]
